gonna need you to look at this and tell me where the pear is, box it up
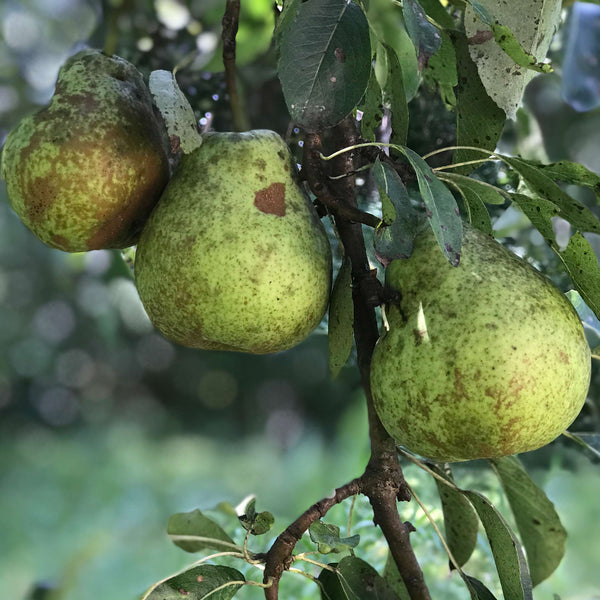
[370,223,591,462]
[1,49,170,252]
[134,130,332,354]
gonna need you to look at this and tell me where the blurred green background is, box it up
[1,1,599,599]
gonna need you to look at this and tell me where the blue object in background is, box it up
[562,2,600,112]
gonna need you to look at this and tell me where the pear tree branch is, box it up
[221,0,250,131]
[261,120,431,600]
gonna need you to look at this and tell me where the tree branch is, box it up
[263,479,362,599]
[221,0,249,131]
[260,121,431,600]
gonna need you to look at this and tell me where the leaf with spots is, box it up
[373,158,418,265]
[168,509,237,553]
[359,68,383,142]
[512,158,600,203]
[402,0,442,69]
[464,490,533,600]
[450,30,505,174]
[464,0,561,118]
[142,565,244,600]
[511,193,600,320]
[468,2,554,73]
[430,464,479,568]
[328,257,354,378]
[149,70,202,155]
[502,155,600,235]
[397,146,463,265]
[336,556,399,599]
[277,0,371,130]
[489,456,566,587]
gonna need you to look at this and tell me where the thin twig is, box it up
[262,479,362,599]
[221,0,250,131]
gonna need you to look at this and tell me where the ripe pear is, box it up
[371,223,591,462]
[134,130,332,354]
[1,49,170,252]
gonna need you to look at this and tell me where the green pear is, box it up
[1,49,170,252]
[371,223,591,462]
[134,130,332,354]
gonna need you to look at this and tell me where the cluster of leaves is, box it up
[273,0,600,372]
[141,454,571,600]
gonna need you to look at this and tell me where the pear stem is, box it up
[221,0,250,132]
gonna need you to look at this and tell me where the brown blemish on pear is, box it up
[254,182,286,217]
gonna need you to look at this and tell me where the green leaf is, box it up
[439,174,493,234]
[328,258,354,377]
[142,565,244,600]
[402,0,441,69]
[489,456,567,586]
[278,0,371,130]
[149,70,202,154]
[424,29,457,107]
[237,497,274,536]
[464,575,500,600]
[167,509,236,553]
[464,0,561,118]
[398,146,463,265]
[318,564,345,600]
[370,2,420,101]
[464,491,533,600]
[418,0,455,29]
[309,520,360,554]
[450,30,505,174]
[337,556,399,599]
[510,193,600,320]
[359,69,383,142]
[565,432,600,461]
[438,173,506,205]
[379,43,409,147]
[383,552,410,599]
[566,290,600,349]
[430,464,479,568]
[557,233,600,321]
[502,156,600,235]
[274,0,300,43]
[373,159,418,265]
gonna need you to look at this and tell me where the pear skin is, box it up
[134,130,332,354]
[1,49,170,252]
[371,223,591,462]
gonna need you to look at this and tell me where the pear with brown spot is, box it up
[370,223,591,462]
[1,49,170,252]
[134,130,332,354]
